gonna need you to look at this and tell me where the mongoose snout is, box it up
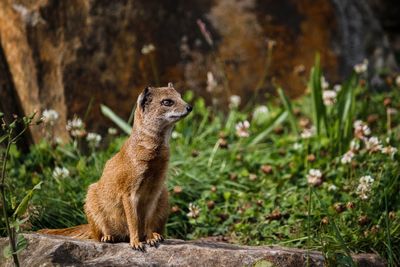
[186,105,193,113]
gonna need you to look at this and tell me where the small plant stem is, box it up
[83,97,94,123]
[351,164,354,181]
[306,186,312,267]
[92,149,100,173]
[75,138,82,158]
[0,133,20,267]
[386,108,392,135]
[230,138,243,163]
[304,140,310,169]
[254,44,274,97]
[384,187,394,266]
[10,127,28,144]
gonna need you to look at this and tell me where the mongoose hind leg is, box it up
[145,187,169,247]
[85,185,117,243]
[87,210,117,243]
[86,212,102,241]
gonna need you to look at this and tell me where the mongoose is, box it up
[39,83,192,250]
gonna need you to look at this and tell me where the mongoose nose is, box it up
[186,105,193,113]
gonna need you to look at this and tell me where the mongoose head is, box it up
[136,83,192,131]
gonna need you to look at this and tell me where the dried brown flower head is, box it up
[261,165,273,174]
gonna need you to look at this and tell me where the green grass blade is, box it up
[335,74,357,149]
[0,134,7,144]
[308,54,327,136]
[249,111,288,146]
[277,87,298,135]
[100,104,132,135]
[13,182,43,219]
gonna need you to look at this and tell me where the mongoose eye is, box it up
[161,99,174,106]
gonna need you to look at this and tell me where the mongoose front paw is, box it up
[146,232,164,247]
[130,240,146,252]
[100,235,115,243]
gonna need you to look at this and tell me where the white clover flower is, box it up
[356,175,374,200]
[333,84,342,92]
[353,120,371,139]
[396,75,400,87]
[52,166,70,179]
[206,71,218,93]
[141,43,155,55]
[55,137,63,145]
[86,132,102,147]
[293,143,302,150]
[381,146,398,157]
[321,76,329,90]
[323,90,337,106]
[328,184,338,192]
[252,105,269,125]
[235,120,250,138]
[68,117,83,129]
[41,109,59,126]
[253,105,269,116]
[354,59,368,74]
[171,131,181,139]
[300,126,315,139]
[187,203,201,219]
[364,136,382,153]
[341,150,355,164]
[66,116,86,137]
[307,169,323,186]
[229,95,241,109]
[108,127,118,135]
[387,108,398,115]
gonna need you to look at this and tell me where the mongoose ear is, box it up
[138,86,152,111]
[168,82,173,88]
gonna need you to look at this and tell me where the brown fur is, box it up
[39,84,191,250]
[38,224,91,239]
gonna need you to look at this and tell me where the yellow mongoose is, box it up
[39,83,192,250]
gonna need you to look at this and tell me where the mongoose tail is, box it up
[38,224,91,239]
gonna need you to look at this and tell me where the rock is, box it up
[0,234,385,266]
[0,0,397,143]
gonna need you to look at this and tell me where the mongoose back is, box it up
[39,83,192,250]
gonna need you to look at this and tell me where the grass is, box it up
[1,59,400,265]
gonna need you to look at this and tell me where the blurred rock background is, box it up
[0,0,399,144]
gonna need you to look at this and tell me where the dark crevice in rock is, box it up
[0,43,32,150]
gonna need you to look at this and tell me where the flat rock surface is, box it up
[0,234,385,267]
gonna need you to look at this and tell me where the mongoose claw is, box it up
[146,232,164,247]
[146,239,157,247]
[153,232,164,242]
[100,235,115,243]
[130,240,146,252]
